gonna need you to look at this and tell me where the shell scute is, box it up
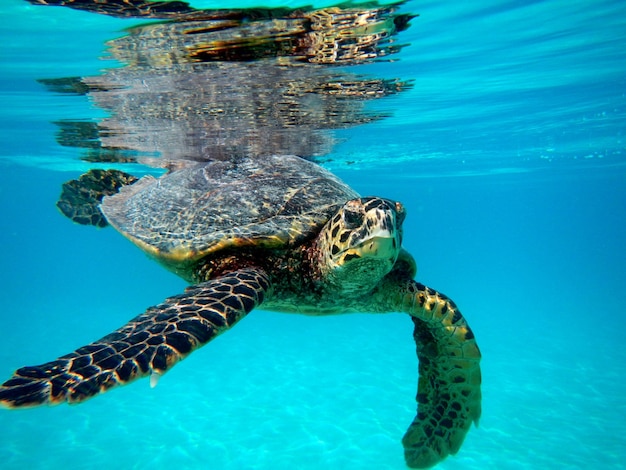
[101,155,358,263]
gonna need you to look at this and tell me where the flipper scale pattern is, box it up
[0,268,271,408]
[397,281,482,469]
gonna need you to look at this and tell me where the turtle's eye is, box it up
[343,210,364,229]
[395,202,406,225]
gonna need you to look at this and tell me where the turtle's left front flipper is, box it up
[380,277,482,468]
[0,268,271,408]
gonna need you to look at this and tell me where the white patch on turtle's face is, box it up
[318,197,405,292]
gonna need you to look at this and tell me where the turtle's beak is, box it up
[342,229,399,263]
[357,231,397,258]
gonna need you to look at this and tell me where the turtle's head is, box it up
[317,197,406,293]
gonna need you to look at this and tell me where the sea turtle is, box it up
[0,155,481,468]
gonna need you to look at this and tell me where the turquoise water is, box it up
[1,1,626,469]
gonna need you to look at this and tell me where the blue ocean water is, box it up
[1,0,625,469]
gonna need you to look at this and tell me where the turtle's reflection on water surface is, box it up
[34,0,414,167]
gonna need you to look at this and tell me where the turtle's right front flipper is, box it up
[0,268,271,408]
[56,169,138,227]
